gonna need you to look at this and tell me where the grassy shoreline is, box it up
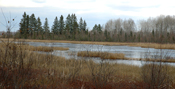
[1,38,175,50]
[1,38,175,63]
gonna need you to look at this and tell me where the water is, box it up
[26,42,175,66]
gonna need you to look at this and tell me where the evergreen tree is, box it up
[65,14,72,32]
[19,12,30,38]
[26,15,30,33]
[25,15,29,38]
[79,17,83,31]
[43,18,50,37]
[92,24,98,31]
[97,24,102,32]
[29,14,37,33]
[59,15,64,34]
[83,20,87,31]
[92,24,101,32]
[51,17,59,34]
[19,12,27,35]
[71,14,78,33]
[36,17,42,35]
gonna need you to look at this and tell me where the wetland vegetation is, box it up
[1,12,175,88]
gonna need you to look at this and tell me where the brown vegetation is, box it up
[77,51,125,59]
[1,39,175,88]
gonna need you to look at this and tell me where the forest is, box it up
[4,12,174,43]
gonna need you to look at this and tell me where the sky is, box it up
[0,0,175,32]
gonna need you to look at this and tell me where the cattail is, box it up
[13,19,14,21]
[8,21,10,23]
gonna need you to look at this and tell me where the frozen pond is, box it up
[26,42,175,66]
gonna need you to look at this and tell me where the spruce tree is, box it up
[97,24,102,32]
[36,17,42,35]
[83,20,87,31]
[92,24,98,31]
[43,18,50,38]
[65,14,71,33]
[29,14,37,38]
[29,14,37,31]
[51,17,59,34]
[19,12,30,38]
[59,15,64,34]
[19,12,27,35]
[26,15,29,34]
[79,17,83,31]
[71,14,78,33]
[25,15,29,38]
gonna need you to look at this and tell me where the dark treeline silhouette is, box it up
[16,12,88,40]
[12,12,175,43]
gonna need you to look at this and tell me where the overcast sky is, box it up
[0,0,175,32]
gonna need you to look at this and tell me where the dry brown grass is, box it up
[77,51,125,59]
[1,40,175,88]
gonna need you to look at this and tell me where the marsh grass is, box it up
[77,51,125,59]
[1,39,175,88]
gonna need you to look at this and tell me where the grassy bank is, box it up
[1,38,175,50]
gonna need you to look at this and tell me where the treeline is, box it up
[15,12,175,43]
[17,12,88,40]
[104,15,175,43]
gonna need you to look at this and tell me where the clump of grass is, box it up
[52,47,69,50]
[77,51,125,59]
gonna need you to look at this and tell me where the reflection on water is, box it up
[26,42,175,66]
